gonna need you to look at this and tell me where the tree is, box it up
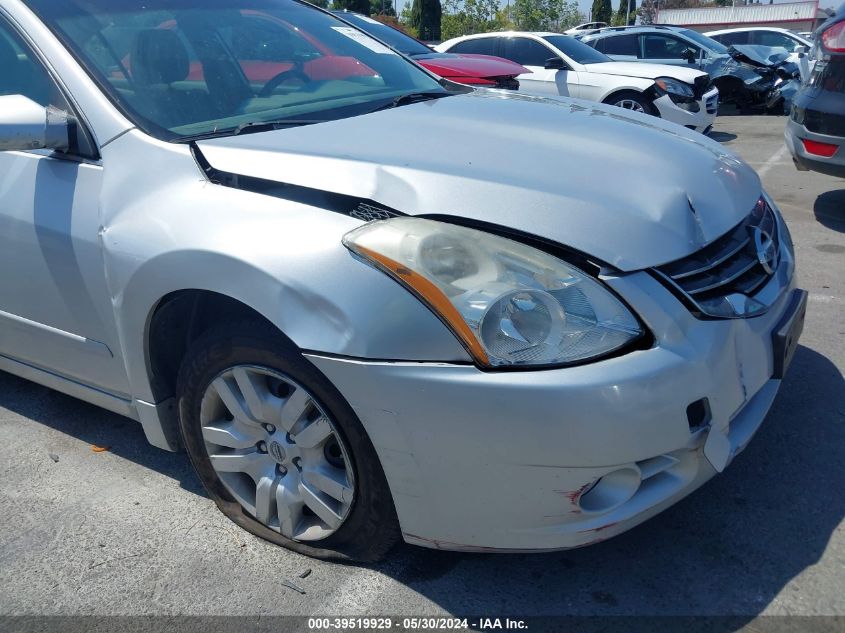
[330,0,370,13]
[590,0,613,24]
[545,0,584,30]
[638,0,656,24]
[504,0,584,31]
[409,0,441,40]
[657,0,710,7]
[612,0,635,25]
[438,0,583,40]
[370,0,396,15]
[399,2,420,37]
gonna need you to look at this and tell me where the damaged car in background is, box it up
[786,2,845,178]
[578,25,802,112]
[0,0,806,561]
[436,31,719,134]
[729,44,807,114]
[332,10,528,90]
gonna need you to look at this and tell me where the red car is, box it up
[332,11,528,90]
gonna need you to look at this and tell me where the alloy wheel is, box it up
[614,99,646,112]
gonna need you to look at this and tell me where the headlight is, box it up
[655,77,695,98]
[343,218,643,368]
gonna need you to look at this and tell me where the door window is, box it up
[596,34,639,56]
[640,34,695,59]
[0,19,96,157]
[502,37,554,67]
[448,37,500,56]
[711,31,750,46]
[752,30,801,52]
[0,27,69,108]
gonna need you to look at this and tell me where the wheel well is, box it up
[602,88,644,104]
[146,290,278,402]
[602,88,658,115]
[712,76,744,103]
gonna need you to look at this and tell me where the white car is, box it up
[705,27,812,64]
[436,32,719,133]
[564,21,608,35]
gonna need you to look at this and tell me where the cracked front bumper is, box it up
[306,263,800,552]
[654,88,719,134]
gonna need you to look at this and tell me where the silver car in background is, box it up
[0,0,805,561]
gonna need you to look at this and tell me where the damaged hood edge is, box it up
[196,91,762,272]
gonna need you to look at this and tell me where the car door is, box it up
[500,36,576,96]
[639,33,702,69]
[0,19,131,397]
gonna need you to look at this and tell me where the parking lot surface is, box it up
[0,116,843,624]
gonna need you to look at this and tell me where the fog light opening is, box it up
[578,468,641,514]
[686,397,712,432]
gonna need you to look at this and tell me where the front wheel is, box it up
[604,90,658,117]
[176,320,400,561]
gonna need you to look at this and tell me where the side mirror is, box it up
[0,95,70,153]
[544,57,566,70]
[681,48,697,64]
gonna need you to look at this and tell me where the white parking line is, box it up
[756,145,789,178]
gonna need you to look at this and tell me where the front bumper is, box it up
[785,116,845,178]
[654,87,719,134]
[307,261,801,552]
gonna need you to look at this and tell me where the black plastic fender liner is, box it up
[190,142,404,221]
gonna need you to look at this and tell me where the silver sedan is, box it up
[0,0,805,561]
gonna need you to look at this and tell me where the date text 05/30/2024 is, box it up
[307,617,529,630]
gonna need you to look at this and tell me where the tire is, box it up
[603,90,658,117]
[176,319,400,562]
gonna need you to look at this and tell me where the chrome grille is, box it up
[653,197,780,318]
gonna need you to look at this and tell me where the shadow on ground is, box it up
[814,189,845,232]
[0,373,205,498]
[708,130,737,143]
[0,344,842,622]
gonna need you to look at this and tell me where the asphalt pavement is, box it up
[0,116,843,628]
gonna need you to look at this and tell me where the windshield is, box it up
[335,12,431,57]
[680,29,730,55]
[542,35,611,64]
[25,0,446,140]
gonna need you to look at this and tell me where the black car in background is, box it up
[786,4,845,178]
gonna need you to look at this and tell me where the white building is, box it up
[656,1,829,33]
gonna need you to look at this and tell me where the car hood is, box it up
[729,44,790,68]
[702,53,771,83]
[412,53,528,78]
[584,61,707,83]
[196,91,761,271]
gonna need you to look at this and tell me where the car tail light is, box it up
[802,138,839,157]
[822,21,845,52]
